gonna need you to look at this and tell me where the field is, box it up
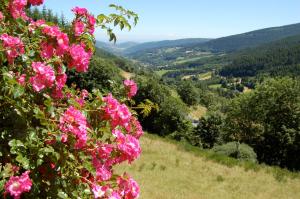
[117,134,300,199]
[155,69,175,77]
[174,52,213,65]
[198,71,212,80]
[120,69,135,79]
[189,105,207,120]
[208,84,222,89]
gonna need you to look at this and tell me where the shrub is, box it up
[190,113,223,148]
[212,142,257,163]
[0,1,142,198]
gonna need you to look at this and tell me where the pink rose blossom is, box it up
[81,89,89,99]
[56,32,69,53]
[28,0,43,6]
[0,34,25,64]
[61,133,68,143]
[51,73,67,99]
[74,20,85,36]
[103,94,132,130]
[51,87,64,99]
[9,0,28,20]
[72,7,88,16]
[42,26,69,56]
[29,62,55,92]
[113,130,141,163]
[68,44,92,72]
[4,171,32,199]
[40,42,54,59]
[95,143,113,160]
[109,191,122,199]
[130,118,144,139]
[117,175,140,199]
[92,185,109,199]
[59,106,88,149]
[124,79,138,98]
[0,12,4,21]
[55,73,67,89]
[42,25,60,37]
[29,19,45,32]
[92,157,112,181]
[17,74,26,86]
[88,15,96,34]
[72,7,96,35]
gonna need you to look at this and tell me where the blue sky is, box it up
[43,0,300,42]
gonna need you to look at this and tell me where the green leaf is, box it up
[13,86,24,99]
[57,191,68,199]
[16,154,30,169]
[8,139,25,154]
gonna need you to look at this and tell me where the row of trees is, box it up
[27,6,68,28]
[187,77,300,170]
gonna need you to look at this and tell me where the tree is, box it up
[192,113,223,148]
[223,78,300,169]
[177,81,200,106]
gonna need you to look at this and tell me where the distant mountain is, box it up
[126,23,300,67]
[117,42,139,49]
[191,23,300,52]
[124,38,212,55]
[95,41,139,55]
[220,34,300,77]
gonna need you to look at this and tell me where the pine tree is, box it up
[42,5,47,19]
[32,7,40,21]
[47,9,53,22]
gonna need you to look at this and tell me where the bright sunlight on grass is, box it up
[117,134,300,199]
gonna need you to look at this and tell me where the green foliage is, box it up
[134,77,193,138]
[97,4,138,43]
[177,81,200,106]
[136,99,159,118]
[190,113,223,148]
[27,6,69,29]
[67,55,122,92]
[212,142,257,163]
[153,96,192,138]
[220,34,300,77]
[194,22,300,52]
[223,77,300,169]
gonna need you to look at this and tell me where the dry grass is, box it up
[117,135,300,199]
[181,75,195,80]
[189,105,207,120]
[120,70,135,79]
[198,72,212,80]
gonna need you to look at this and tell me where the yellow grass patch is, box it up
[117,135,300,199]
[198,72,212,80]
[189,105,207,120]
[120,70,135,79]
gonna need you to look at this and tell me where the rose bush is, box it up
[0,0,142,198]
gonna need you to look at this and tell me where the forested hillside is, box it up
[220,34,300,77]
[190,22,300,52]
[126,23,300,66]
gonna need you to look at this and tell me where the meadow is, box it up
[118,134,300,199]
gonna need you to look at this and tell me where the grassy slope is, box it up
[117,134,300,199]
[119,69,135,79]
[189,105,207,120]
